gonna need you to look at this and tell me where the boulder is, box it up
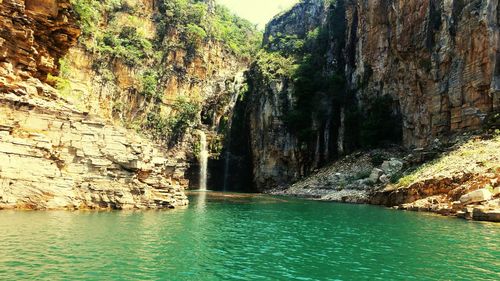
[472,208,500,222]
[368,168,384,184]
[379,174,390,184]
[493,186,500,197]
[381,159,403,176]
[459,189,493,204]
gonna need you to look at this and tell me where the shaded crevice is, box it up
[450,0,465,38]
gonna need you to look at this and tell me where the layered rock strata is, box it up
[346,0,500,148]
[0,0,188,209]
[0,0,80,84]
[0,91,188,209]
[238,0,500,191]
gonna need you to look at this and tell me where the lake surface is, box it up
[0,192,498,281]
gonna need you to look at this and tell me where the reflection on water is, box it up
[191,190,208,211]
[188,191,290,205]
[0,192,498,281]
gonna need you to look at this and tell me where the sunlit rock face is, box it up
[240,0,499,191]
[263,0,329,51]
[0,0,80,84]
[57,0,251,192]
[0,95,188,210]
[0,0,188,210]
[25,0,59,17]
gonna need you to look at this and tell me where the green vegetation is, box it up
[97,26,153,66]
[255,11,344,143]
[71,0,155,65]
[47,58,73,98]
[70,0,122,40]
[156,0,262,58]
[70,0,262,72]
[47,74,71,97]
[252,0,403,149]
[145,98,200,147]
[138,71,159,99]
[254,51,297,80]
[68,0,262,145]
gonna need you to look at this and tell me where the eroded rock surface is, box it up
[346,0,500,148]
[0,0,188,210]
[238,0,499,195]
[0,91,188,210]
[0,0,80,83]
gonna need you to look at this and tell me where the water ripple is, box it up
[0,193,498,281]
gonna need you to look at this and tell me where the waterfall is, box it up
[324,118,331,161]
[199,130,208,191]
[222,149,231,191]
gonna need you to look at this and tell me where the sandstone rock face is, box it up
[59,0,250,190]
[346,0,500,148]
[494,186,500,196]
[0,0,80,83]
[0,0,188,209]
[471,208,500,222]
[459,188,493,204]
[245,64,302,190]
[238,0,335,191]
[240,0,499,191]
[0,89,188,210]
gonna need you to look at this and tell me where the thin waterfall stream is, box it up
[198,130,208,191]
[222,150,230,192]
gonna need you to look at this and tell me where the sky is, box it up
[216,0,300,30]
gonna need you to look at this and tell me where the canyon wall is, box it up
[346,0,499,148]
[60,0,256,189]
[0,0,79,87]
[0,0,188,209]
[237,0,499,191]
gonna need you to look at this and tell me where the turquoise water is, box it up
[0,192,498,281]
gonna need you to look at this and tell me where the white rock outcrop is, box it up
[0,89,188,210]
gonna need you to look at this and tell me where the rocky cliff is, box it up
[234,0,500,192]
[0,92,188,210]
[346,0,500,148]
[58,0,259,189]
[0,0,188,209]
[230,0,342,191]
[0,0,79,87]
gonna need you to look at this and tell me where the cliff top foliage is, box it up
[158,0,262,58]
[67,0,262,146]
[71,0,262,60]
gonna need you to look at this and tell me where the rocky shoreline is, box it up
[267,135,500,223]
[0,87,189,210]
[268,184,500,223]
